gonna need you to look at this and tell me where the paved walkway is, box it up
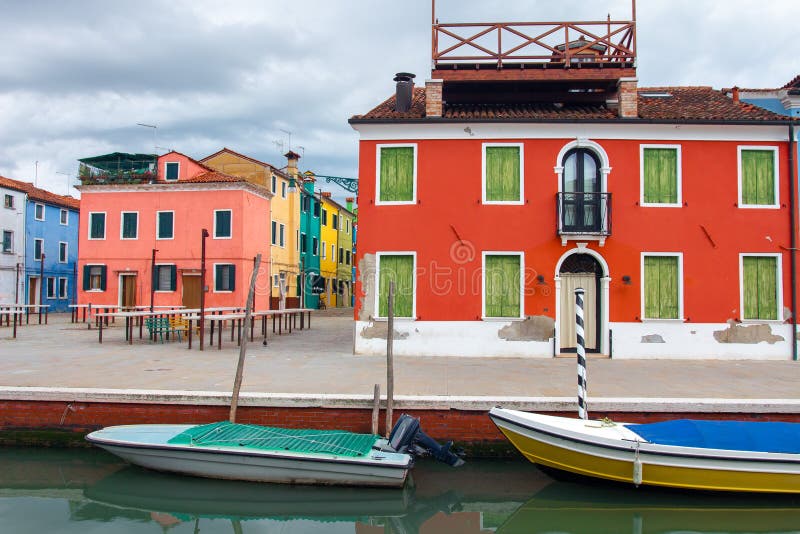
[1,313,798,411]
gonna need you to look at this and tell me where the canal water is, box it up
[1,447,798,533]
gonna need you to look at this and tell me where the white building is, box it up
[0,177,27,304]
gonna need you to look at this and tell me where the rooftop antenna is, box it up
[279,129,292,152]
[297,145,306,158]
[272,139,285,153]
[55,171,72,195]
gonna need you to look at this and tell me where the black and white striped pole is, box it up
[575,288,588,420]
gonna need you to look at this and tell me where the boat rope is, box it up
[585,416,616,428]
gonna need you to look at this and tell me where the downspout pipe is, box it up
[789,121,797,361]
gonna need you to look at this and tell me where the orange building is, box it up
[350,6,797,359]
[76,151,271,309]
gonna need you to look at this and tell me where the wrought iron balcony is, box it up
[557,192,612,238]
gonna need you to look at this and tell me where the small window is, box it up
[2,230,12,253]
[89,213,106,240]
[59,242,68,263]
[47,277,56,299]
[742,255,780,320]
[84,265,107,291]
[271,175,277,193]
[331,244,336,262]
[300,233,307,253]
[3,194,13,209]
[121,212,138,239]
[643,255,681,320]
[214,210,232,238]
[313,201,320,218]
[346,220,350,234]
[332,214,339,230]
[642,146,680,205]
[34,238,44,261]
[483,144,523,203]
[157,211,174,239]
[377,254,415,318]
[60,209,68,225]
[322,209,328,226]
[739,148,778,207]
[312,237,319,256]
[58,277,68,299]
[346,250,351,265]
[271,221,277,246]
[154,265,177,291]
[483,254,522,318]
[279,223,285,247]
[34,203,45,221]
[164,162,179,181]
[322,241,327,259]
[339,247,344,264]
[281,181,287,198]
[377,145,416,203]
[214,264,236,292]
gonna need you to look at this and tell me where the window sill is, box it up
[375,200,417,206]
[88,238,106,241]
[156,237,175,241]
[640,203,682,208]
[738,204,780,210]
[371,317,415,322]
[482,200,524,206]
[482,316,524,322]
[640,318,686,323]
[120,237,138,241]
[213,236,233,240]
[86,289,105,293]
[739,319,785,324]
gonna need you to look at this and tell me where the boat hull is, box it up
[87,425,411,488]
[489,408,800,494]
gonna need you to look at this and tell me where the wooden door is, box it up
[182,275,201,309]
[559,273,598,352]
[121,275,137,308]
[28,277,38,305]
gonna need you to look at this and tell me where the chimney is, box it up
[425,79,443,118]
[394,72,416,112]
[284,150,301,179]
[321,191,332,198]
[732,86,740,104]
[617,77,638,119]
[345,196,355,211]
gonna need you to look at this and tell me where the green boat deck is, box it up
[167,422,380,458]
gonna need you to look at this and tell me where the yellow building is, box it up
[318,191,340,308]
[201,148,300,305]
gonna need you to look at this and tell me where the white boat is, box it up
[87,416,463,488]
[489,407,800,493]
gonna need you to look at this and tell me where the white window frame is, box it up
[60,209,68,225]
[2,230,13,253]
[88,212,106,240]
[739,253,783,323]
[154,263,176,292]
[120,211,139,240]
[3,194,13,209]
[374,251,417,320]
[213,209,233,239]
[58,241,68,263]
[58,277,68,299]
[46,276,57,299]
[639,144,683,207]
[375,143,418,206]
[156,210,175,240]
[273,274,279,287]
[279,223,285,248]
[34,238,44,261]
[271,220,277,246]
[312,236,319,256]
[87,264,105,292]
[213,263,235,293]
[481,251,525,320]
[737,146,780,209]
[271,175,277,193]
[164,161,180,181]
[482,143,524,205]
[640,252,685,321]
[34,203,45,221]
[331,244,336,262]
[321,240,327,259]
[281,181,287,198]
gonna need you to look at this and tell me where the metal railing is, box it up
[557,192,612,236]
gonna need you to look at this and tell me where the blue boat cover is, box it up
[625,420,800,454]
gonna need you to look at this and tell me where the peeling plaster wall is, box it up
[357,253,376,322]
[354,320,553,357]
[611,322,794,359]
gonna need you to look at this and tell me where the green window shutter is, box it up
[485,255,521,318]
[485,147,521,202]
[158,212,174,239]
[229,265,236,292]
[100,266,107,291]
[643,148,678,204]
[90,214,105,238]
[379,147,414,202]
[644,256,679,319]
[152,266,158,291]
[741,150,775,205]
[743,256,778,320]
[83,265,90,290]
[216,211,231,237]
[214,265,222,291]
[378,255,413,317]
[170,266,177,291]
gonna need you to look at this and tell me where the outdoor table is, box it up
[0,304,26,339]
[205,313,247,350]
[0,303,50,325]
[95,309,200,345]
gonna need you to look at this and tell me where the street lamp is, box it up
[199,228,209,351]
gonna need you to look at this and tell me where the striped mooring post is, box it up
[575,288,588,420]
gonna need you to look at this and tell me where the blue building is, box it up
[23,185,80,312]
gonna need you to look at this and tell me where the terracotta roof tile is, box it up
[0,175,80,210]
[352,85,787,122]
[181,171,248,184]
[199,147,289,178]
[783,75,800,89]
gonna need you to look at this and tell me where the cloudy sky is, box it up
[0,0,795,200]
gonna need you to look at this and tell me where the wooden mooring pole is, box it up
[386,281,395,437]
[229,253,262,423]
[372,383,381,435]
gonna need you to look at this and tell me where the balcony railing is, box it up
[432,20,635,68]
[557,192,612,237]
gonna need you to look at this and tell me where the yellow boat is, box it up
[489,408,800,493]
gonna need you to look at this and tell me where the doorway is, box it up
[558,254,602,353]
[120,274,137,309]
[28,277,39,305]
[182,274,201,309]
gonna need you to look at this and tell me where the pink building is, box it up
[76,151,271,309]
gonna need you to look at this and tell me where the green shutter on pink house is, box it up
[379,147,414,202]
[743,256,778,320]
[485,147,521,202]
[378,255,414,317]
[484,255,521,317]
[644,256,679,319]
[643,148,678,204]
[741,150,775,205]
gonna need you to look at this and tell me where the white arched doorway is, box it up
[554,246,611,356]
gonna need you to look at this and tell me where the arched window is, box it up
[561,148,603,232]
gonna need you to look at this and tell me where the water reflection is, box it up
[1,447,799,533]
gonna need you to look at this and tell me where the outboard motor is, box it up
[383,414,465,467]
